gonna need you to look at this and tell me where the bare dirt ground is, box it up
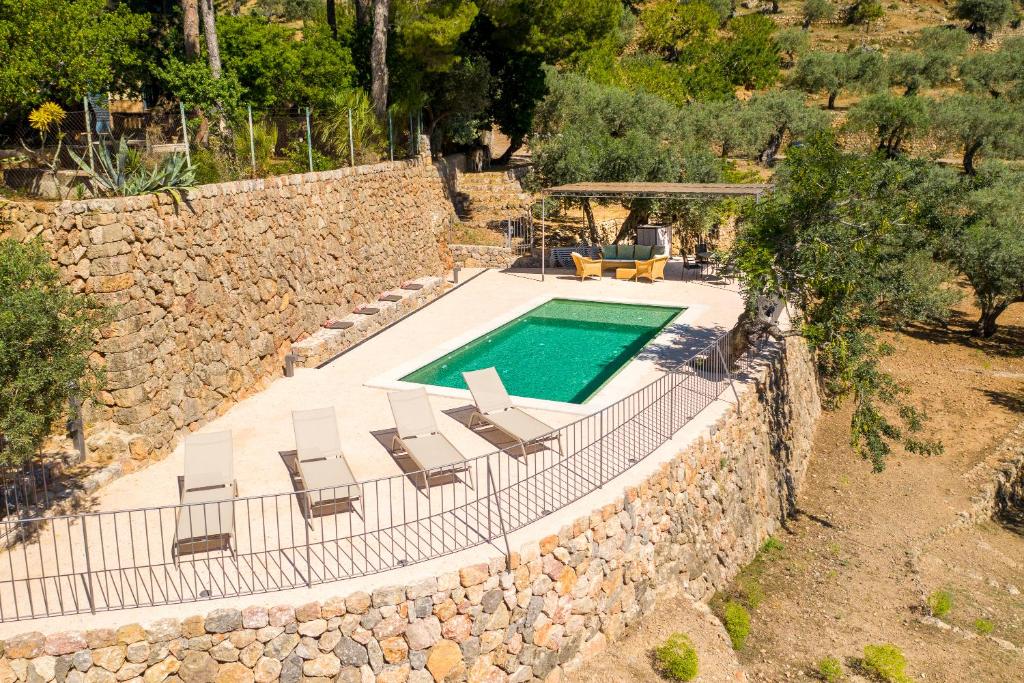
[580,294,1024,681]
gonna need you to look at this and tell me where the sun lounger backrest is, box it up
[388,388,439,439]
[292,407,342,463]
[463,367,513,415]
[184,431,234,491]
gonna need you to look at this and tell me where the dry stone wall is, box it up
[0,337,820,683]
[1,156,461,463]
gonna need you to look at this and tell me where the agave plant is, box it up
[68,136,196,201]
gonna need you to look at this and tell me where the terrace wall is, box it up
[0,153,462,463]
[0,336,821,683]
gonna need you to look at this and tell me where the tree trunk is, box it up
[581,199,600,244]
[802,16,812,29]
[758,126,786,167]
[827,90,838,109]
[963,141,982,175]
[354,0,372,26]
[181,0,201,60]
[370,0,389,120]
[612,204,650,244]
[975,301,1010,338]
[494,135,524,165]
[326,0,337,38]
[199,0,221,79]
[771,1,780,12]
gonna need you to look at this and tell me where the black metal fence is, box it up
[0,327,747,622]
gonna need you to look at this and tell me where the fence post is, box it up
[304,514,313,588]
[347,108,355,167]
[599,409,605,485]
[82,97,94,171]
[304,107,314,173]
[81,516,96,614]
[715,337,741,415]
[388,110,394,162]
[247,105,257,176]
[486,458,512,563]
[408,113,414,156]
[178,102,191,166]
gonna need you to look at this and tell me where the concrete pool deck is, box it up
[0,265,746,632]
[97,267,743,512]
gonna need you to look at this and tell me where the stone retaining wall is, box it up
[0,336,820,683]
[449,245,525,270]
[1,155,461,463]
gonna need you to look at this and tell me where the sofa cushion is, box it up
[601,245,618,259]
[634,245,653,260]
[618,245,635,260]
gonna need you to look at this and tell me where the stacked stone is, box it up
[0,338,821,683]
[1,156,463,472]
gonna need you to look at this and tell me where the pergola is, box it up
[537,181,773,280]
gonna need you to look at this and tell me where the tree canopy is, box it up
[0,0,149,125]
[732,135,954,470]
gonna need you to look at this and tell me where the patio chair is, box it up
[463,367,563,458]
[635,256,669,283]
[173,430,237,564]
[387,388,472,493]
[571,252,602,281]
[291,407,364,525]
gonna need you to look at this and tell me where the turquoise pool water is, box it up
[401,299,684,404]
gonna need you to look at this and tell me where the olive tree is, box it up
[888,27,970,96]
[954,0,1017,39]
[531,71,688,241]
[732,134,953,471]
[845,93,929,158]
[743,90,830,166]
[931,94,1023,174]
[789,47,886,109]
[0,238,107,466]
[940,168,1024,337]
[960,36,1024,99]
[802,0,835,29]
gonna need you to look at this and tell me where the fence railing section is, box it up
[0,328,745,622]
[0,102,425,199]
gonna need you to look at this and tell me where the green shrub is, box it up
[927,589,952,618]
[862,644,910,683]
[654,633,699,681]
[761,537,785,554]
[974,618,994,635]
[0,239,107,465]
[739,579,765,610]
[723,601,751,650]
[817,656,843,682]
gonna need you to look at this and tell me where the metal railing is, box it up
[503,215,534,255]
[0,327,746,622]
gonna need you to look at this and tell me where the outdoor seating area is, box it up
[570,249,671,283]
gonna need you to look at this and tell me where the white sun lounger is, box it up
[463,367,563,458]
[173,430,237,563]
[387,388,472,493]
[292,407,364,524]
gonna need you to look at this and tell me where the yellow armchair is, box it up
[634,256,669,283]
[571,252,603,281]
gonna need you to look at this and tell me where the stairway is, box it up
[454,167,533,228]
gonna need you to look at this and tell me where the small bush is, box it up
[761,537,785,554]
[723,601,751,650]
[817,656,843,682]
[974,618,994,635]
[927,589,952,618]
[654,633,699,681]
[739,579,765,610]
[862,644,910,683]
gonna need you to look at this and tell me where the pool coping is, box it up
[365,292,709,416]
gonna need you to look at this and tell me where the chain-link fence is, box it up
[0,100,425,199]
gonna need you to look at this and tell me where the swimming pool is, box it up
[401,298,684,404]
